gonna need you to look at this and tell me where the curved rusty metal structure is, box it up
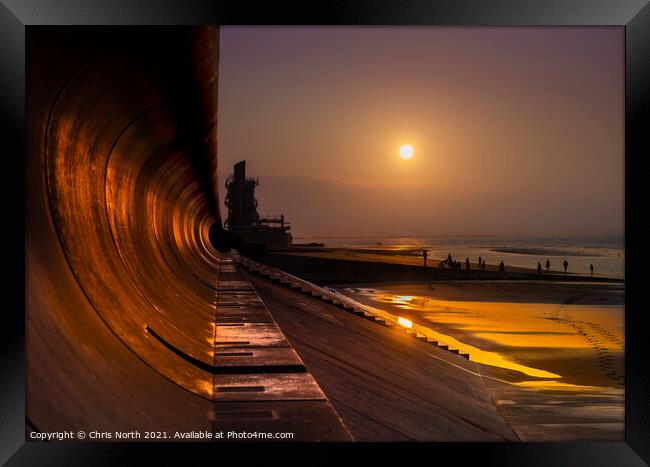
[26,27,350,439]
[27,26,223,431]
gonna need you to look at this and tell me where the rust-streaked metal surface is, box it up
[215,307,274,324]
[213,373,326,402]
[26,27,351,440]
[214,347,304,368]
[215,323,290,348]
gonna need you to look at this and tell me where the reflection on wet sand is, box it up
[340,283,623,387]
[336,281,625,440]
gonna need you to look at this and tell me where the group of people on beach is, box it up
[426,252,491,271]
[434,253,472,270]
[423,250,594,276]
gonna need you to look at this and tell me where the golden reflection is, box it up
[356,301,561,379]
[392,295,413,303]
[408,320,561,379]
[513,380,602,391]
[397,317,413,328]
[379,293,624,351]
[339,287,625,386]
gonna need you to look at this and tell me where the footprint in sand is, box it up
[544,305,624,388]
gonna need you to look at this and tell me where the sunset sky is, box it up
[217,27,623,239]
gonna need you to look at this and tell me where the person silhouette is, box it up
[481,260,486,271]
[423,250,428,267]
[447,253,453,268]
[499,260,505,272]
[537,262,542,274]
[545,259,550,272]
[590,263,594,276]
[563,259,569,274]
[478,256,482,268]
[465,257,470,270]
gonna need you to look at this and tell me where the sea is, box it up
[293,236,625,279]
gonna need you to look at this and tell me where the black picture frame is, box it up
[1,0,648,464]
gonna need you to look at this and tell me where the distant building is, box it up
[224,161,292,249]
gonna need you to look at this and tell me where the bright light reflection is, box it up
[393,295,413,303]
[397,317,413,328]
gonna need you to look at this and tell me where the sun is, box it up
[399,145,414,160]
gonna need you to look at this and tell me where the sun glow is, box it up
[399,145,414,160]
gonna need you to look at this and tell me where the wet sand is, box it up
[336,281,624,386]
[335,280,624,440]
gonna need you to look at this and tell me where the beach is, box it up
[255,250,625,440]
[331,280,625,440]
[335,281,624,387]
[289,236,624,279]
[283,248,540,273]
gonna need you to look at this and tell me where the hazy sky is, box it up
[217,27,623,239]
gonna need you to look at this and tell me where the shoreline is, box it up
[329,278,625,289]
[258,251,623,285]
[276,245,623,280]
